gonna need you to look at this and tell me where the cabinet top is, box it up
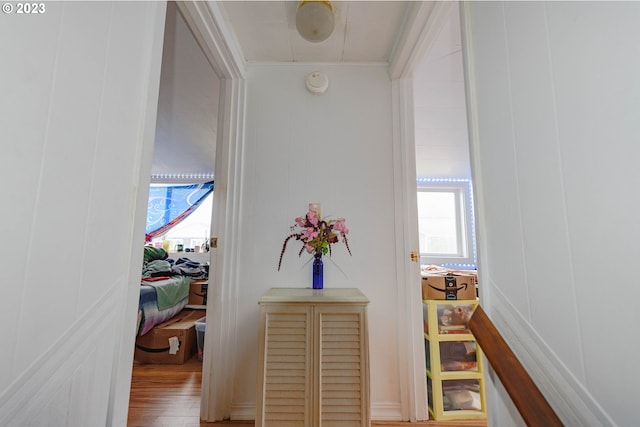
[259,287,369,304]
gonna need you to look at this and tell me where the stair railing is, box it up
[468,305,564,426]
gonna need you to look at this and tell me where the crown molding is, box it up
[175,1,246,80]
[389,1,453,80]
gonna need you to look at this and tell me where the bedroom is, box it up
[130,1,218,366]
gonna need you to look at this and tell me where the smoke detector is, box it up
[305,71,329,95]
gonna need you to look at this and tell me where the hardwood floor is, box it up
[128,358,203,427]
[127,357,487,427]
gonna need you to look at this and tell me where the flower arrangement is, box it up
[278,203,351,271]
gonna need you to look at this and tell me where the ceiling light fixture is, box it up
[296,1,335,43]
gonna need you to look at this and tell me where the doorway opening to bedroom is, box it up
[412,0,476,271]
[412,1,486,420]
[127,1,219,424]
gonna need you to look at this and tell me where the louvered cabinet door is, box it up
[257,288,370,427]
[256,305,312,427]
[315,305,370,427]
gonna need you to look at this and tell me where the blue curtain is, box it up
[145,181,213,241]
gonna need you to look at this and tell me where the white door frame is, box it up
[174,1,247,421]
[388,1,454,421]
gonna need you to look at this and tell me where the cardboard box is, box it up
[134,309,200,364]
[422,274,476,301]
[188,280,208,305]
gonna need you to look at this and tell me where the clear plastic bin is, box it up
[195,317,206,361]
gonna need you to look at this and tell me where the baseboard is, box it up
[491,290,615,426]
[230,401,404,422]
[230,402,255,421]
[371,402,403,420]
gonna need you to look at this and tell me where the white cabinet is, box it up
[256,288,370,427]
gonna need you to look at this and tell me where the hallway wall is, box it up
[463,2,640,426]
[0,2,166,425]
[228,63,405,419]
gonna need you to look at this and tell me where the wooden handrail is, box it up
[469,305,564,426]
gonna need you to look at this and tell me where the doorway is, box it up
[127,0,219,423]
[412,1,486,420]
[116,0,248,423]
[155,1,247,422]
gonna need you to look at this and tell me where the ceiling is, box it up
[152,1,470,181]
[220,1,410,63]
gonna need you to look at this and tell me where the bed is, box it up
[137,247,207,336]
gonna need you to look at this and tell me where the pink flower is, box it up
[302,227,318,241]
[334,218,349,235]
[307,211,319,226]
[278,206,352,271]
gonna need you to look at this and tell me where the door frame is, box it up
[174,1,247,421]
[388,1,454,421]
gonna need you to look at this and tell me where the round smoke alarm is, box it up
[305,71,329,95]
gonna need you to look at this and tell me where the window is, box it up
[154,191,212,251]
[146,181,213,252]
[417,178,476,269]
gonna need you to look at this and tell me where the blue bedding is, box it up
[137,276,190,336]
[137,247,207,336]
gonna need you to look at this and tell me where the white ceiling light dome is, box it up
[296,1,335,43]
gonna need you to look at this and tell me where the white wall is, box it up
[229,64,403,418]
[414,2,471,179]
[0,2,165,425]
[153,1,219,177]
[463,2,640,426]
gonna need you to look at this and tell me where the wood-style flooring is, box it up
[127,357,487,427]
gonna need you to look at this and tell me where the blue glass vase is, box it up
[312,252,323,289]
